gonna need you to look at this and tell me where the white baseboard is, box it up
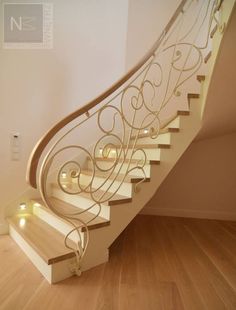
[140,206,236,221]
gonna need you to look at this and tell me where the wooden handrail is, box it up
[27,0,188,188]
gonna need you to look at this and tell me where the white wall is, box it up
[126,0,181,69]
[0,0,128,231]
[142,132,236,220]
[197,5,236,140]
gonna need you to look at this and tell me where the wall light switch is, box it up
[11,132,21,161]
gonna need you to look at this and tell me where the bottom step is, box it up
[7,214,76,284]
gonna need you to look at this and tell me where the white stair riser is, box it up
[128,148,161,160]
[95,146,161,160]
[87,160,151,177]
[80,174,133,197]
[133,132,171,145]
[51,186,110,219]
[164,117,180,130]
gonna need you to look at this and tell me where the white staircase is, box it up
[6,0,235,283]
[6,89,205,283]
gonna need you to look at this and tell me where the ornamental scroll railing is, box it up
[27,0,223,275]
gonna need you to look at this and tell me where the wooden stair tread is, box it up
[81,169,150,183]
[166,127,179,133]
[204,51,212,63]
[33,197,110,230]
[197,75,206,82]
[112,143,170,149]
[188,93,200,99]
[130,131,170,140]
[51,185,132,206]
[177,110,190,116]
[210,25,218,38]
[157,128,179,134]
[7,214,76,265]
[90,157,160,165]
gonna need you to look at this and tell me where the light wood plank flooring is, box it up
[0,215,236,310]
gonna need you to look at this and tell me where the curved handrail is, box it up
[26,0,188,188]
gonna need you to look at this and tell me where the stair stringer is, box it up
[81,96,202,271]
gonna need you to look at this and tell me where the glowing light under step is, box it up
[33,202,41,207]
[19,218,26,227]
[61,172,67,178]
[19,203,26,210]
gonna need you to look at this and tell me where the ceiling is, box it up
[197,6,236,140]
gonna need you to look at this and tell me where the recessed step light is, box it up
[19,218,26,227]
[19,203,26,210]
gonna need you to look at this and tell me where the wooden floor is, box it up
[1,215,236,310]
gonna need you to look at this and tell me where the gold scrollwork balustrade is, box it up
[27,0,222,274]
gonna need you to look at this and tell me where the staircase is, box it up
[6,0,235,284]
